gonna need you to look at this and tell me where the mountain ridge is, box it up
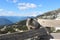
[0,18,13,26]
[37,8,60,19]
[0,16,35,26]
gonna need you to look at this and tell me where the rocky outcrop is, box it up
[37,8,60,19]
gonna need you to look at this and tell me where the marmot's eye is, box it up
[30,27,33,29]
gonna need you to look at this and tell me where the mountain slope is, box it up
[0,18,13,26]
[37,8,60,19]
[0,16,34,23]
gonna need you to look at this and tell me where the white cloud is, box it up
[0,8,42,16]
[0,10,18,16]
[29,12,42,16]
[19,11,42,17]
[6,0,18,3]
[17,3,37,10]
[0,10,42,16]
[0,11,15,16]
[0,9,4,11]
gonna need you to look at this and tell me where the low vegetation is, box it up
[37,9,60,19]
[0,19,28,34]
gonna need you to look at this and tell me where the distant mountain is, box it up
[0,16,35,26]
[37,8,60,19]
[0,18,13,26]
[0,16,34,23]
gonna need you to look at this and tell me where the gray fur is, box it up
[26,18,41,30]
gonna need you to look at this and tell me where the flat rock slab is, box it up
[51,33,60,39]
[50,39,60,40]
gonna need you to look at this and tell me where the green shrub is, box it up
[5,27,16,33]
[16,25,28,30]
[56,30,60,33]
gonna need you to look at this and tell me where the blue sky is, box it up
[0,0,60,16]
